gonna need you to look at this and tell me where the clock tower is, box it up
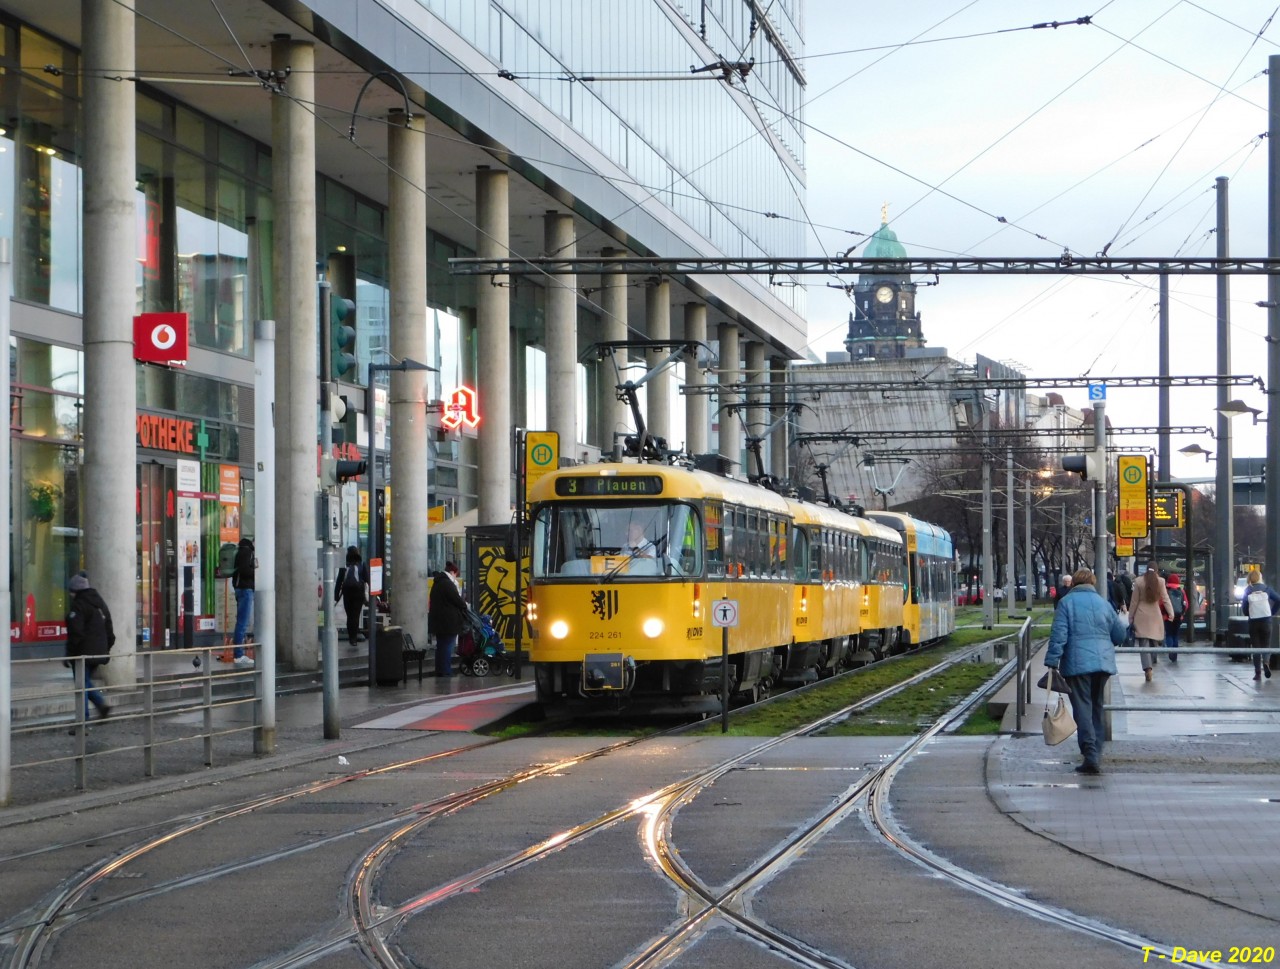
[844,211,925,360]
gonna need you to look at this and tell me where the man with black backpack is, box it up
[66,571,114,723]
[230,537,256,666]
[335,545,369,646]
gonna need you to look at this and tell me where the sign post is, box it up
[1117,455,1150,540]
[711,598,739,733]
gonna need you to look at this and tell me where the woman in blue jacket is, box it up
[1044,568,1129,775]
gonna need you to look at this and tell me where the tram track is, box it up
[1,642,1000,969]
[3,629,1241,969]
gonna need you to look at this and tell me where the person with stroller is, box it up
[429,561,469,678]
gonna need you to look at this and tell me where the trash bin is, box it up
[376,625,406,686]
[1226,615,1250,662]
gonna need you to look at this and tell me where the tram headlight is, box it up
[550,620,570,640]
[642,617,664,639]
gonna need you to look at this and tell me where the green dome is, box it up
[864,221,907,259]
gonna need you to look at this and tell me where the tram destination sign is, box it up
[554,474,664,497]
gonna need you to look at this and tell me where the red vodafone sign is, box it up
[133,312,189,367]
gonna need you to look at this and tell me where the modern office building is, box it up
[3,0,808,673]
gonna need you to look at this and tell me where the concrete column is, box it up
[388,111,430,649]
[476,168,511,524]
[770,356,789,482]
[683,303,709,456]
[717,322,741,473]
[598,248,629,456]
[746,340,767,479]
[82,0,136,685]
[544,212,577,456]
[271,36,318,670]
[645,278,671,447]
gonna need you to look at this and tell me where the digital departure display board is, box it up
[554,475,664,497]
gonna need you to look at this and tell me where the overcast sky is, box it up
[797,0,1278,483]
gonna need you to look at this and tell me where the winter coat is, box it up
[1128,577,1173,641]
[1241,582,1280,620]
[1044,585,1126,676]
[428,571,469,638]
[66,588,116,667]
[232,539,255,591]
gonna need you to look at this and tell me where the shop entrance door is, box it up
[137,462,177,648]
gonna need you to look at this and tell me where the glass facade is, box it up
[3,4,796,648]
[417,0,807,314]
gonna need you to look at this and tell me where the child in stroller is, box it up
[456,611,511,676]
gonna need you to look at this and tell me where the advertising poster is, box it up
[176,459,202,624]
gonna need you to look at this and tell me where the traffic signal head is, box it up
[321,458,367,485]
[330,296,356,380]
[1062,453,1103,480]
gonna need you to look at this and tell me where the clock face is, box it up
[875,285,894,304]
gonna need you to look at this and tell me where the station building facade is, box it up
[4,0,808,670]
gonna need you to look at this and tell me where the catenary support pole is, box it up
[1268,56,1280,631]
[1214,176,1233,642]
[0,240,11,804]
[1005,447,1016,609]
[1157,274,1171,570]
[255,320,277,754]
[318,276,339,740]
[1094,400,1107,586]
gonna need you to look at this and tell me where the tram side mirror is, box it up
[501,523,521,562]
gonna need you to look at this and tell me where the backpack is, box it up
[1167,587,1185,618]
[342,566,366,605]
[1248,589,1272,619]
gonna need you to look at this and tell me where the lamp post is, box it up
[366,358,434,686]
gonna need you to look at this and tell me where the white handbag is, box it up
[1042,689,1077,746]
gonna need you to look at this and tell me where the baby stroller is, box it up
[457,611,510,676]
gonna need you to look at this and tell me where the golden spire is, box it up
[880,201,889,224]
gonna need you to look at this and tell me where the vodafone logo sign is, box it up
[151,323,177,351]
[133,312,189,366]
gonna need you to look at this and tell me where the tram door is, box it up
[138,462,178,648]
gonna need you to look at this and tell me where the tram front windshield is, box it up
[532,502,700,578]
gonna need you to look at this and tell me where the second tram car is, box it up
[868,511,957,647]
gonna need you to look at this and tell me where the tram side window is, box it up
[670,503,702,576]
[908,552,920,603]
[791,526,808,580]
[810,530,823,581]
[706,501,724,576]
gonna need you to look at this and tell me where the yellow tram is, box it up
[525,463,929,714]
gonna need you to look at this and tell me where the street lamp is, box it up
[366,357,435,686]
[1217,399,1264,424]
[1179,443,1213,462]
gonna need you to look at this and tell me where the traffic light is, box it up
[1062,453,1103,480]
[321,458,367,485]
[330,295,356,380]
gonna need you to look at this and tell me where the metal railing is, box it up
[10,646,263,792]
[1012,616,1034,732]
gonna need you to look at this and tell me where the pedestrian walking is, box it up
[1129,566,1174,683]
[1053,573,1072,609]
[335,545,369,646]
[1043,568,1128,775]
[65,571,115,723]
[1241,568,1280,681]
[1164,572,1187,662]
[230,537,255,666]
[428,561,469,678]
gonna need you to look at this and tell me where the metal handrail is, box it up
[10,646,262,792]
